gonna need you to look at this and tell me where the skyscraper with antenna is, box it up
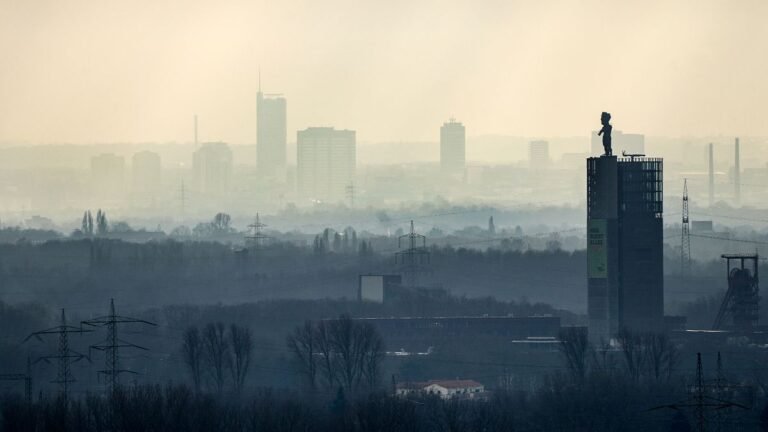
[257,71,287,180]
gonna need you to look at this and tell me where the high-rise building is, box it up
[91,153,125,199]
[591,131,645,156]
[529,140,550,168]
[297,127,356,203]
[587,155,664,342]
[193,142,233,196]
[734,137,741,205]
[257,84,287,179]
[708,143,714,207]
[440,119,465,175]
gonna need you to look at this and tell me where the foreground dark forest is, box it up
[0,236,762,431]
[1,370,766,431]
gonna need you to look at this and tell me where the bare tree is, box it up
[202,322,229,392]
[617,327,645,382]
[228,324,253,394]
[314,320,338,389]
[358,321,385,390]
[212,213,231,233]
[328,315,358,390]
[644,332,677,382]
[287,321,318,390]
[558,327,590,381]
[181,326,203,392]
[288,316,385,393]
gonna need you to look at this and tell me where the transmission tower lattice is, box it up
[246,213,272,250]
[81,299,156,394]
[395,220,430,287]
[25,309,92,400]
[650,352,749,432]
[681,178,691,278]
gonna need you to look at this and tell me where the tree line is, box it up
[181,323,253,394]
[287,315,385,394]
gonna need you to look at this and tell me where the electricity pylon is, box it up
[25,309,92,400]
[81,299,156,394]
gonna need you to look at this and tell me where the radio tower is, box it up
[25,309,92,400]
[395,220,430,287]
[81,299,156,394]
[246,213,272,250]
[681,179,691,278]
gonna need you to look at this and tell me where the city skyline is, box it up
[2,1,768,145]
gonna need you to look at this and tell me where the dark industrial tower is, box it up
[587,155,664,342]
[713,254,759,332]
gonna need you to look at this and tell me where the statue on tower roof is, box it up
[598,112,612,156]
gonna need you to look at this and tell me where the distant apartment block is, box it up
[297,127,356,203]
[440,119,465,176]
[193,142,233,196]
[529,140,550,168]
[257,88,287,179]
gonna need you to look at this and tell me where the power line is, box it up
[24,309,93,400]
[650,352,749,432]
[690,233,768,246]
[81,298,157,395]
[245,213,272,250]
[395,220,430,287]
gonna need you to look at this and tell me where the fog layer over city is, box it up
[2,1,768,431]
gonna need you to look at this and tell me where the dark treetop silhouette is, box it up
[598,111,612,156]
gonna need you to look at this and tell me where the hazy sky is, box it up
[1,0,767,145]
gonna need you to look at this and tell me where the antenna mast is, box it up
[681,179,691,279]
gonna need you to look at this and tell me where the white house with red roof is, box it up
[397,379,485,399]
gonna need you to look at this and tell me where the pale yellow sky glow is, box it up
[1,0,766,144]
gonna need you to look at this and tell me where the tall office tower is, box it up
[734,137,741,205]
[529,140,550,168]
[131,151,162,207]
[193,142,233,197]
[708,143,715,207]
[587,155,664,342]
[257,83,287,179]
[91,153,126,199]
[297,127,356,203]
[440,119,465,175]
[591,130,645,155]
